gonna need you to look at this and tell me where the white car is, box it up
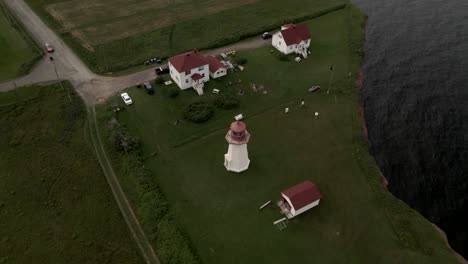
[121,92,133,105]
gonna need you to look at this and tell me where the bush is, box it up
[166,86,180,98]
[112,131,139,152]
[183,100,215,123]
[232,57,248,65]
[108,119,140,152]
[155,77,165,84]
[275,53,290,62]
[214,94,239,110]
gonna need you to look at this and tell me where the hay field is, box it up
[46,0,258,45]
[27,0,345,73]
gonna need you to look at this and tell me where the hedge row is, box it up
[103,114,200,264]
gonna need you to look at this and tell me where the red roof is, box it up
[282,180,321,210]
[280,23,311,46]
[230,121,246,133]
[191,73,203,81]
[206,56,225,73]
[168,50,207,72]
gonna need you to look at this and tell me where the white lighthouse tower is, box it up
[224,121,251,173]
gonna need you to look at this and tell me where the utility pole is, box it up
[13,81,18,101]
[327,65,335,94]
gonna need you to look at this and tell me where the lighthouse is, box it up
[224,121,251,172]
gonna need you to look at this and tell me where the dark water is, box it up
[351,0,468,257]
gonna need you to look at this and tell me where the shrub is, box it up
[233,57,248,65]
[214,94,239,110]
[166,86,180,98]
[275,53,290,62]
[112,131,139,152]
[108,119,140,152]
[183,100,215,123]
[155,77,165,84]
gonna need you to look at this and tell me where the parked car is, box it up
[121,92,133,105]
[45,43,54,53]
[155,66,169,76]
[262,32,272,40]
[143,82,154,95]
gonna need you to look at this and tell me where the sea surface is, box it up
[351,0,468,257]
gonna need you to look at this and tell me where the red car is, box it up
[45,43,54,53]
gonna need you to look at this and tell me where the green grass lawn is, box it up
[27,0,345,73]
[97,6,458,264]
[0,3,41,81]
[0,83,142,263]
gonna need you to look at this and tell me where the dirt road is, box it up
[87,106,160,264]
[0,0,269,104]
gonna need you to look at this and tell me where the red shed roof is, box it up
[282,180,321,210]
[206,56,225,73]
[280,23,311,46]
[230,121,246,133]
[168,50,208,72]
[191,73,203,81]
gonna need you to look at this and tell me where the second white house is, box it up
[272,23,311,58]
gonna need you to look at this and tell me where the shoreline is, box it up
[356,66,467,264]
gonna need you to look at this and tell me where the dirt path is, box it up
[0,0,270,105]
[87,106,160,264]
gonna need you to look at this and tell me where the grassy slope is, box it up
[98,6,458,264]
[0,84,142,263]
[0,3,41,81]
[26,0,344,73]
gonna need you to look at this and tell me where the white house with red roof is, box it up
[272,23,311,58]
[168,50,226,95]
[279,180,321,219]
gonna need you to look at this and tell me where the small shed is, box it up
[279,180,321,218]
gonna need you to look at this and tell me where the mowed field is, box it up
[97,8,458,264]
[0,84,142,263]
[0,3,41,81]
[27,0,345,73]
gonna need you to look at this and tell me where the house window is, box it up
[198,66,204,71]
[201,73,205,77]
[185,70,190,74]
[279,41,282,45]
[186,79,189,84]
